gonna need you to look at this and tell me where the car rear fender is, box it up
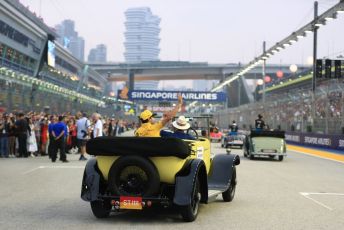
[245,135,254,152]
[208,154,240,191]
[173,159,208,205]
[81,158,101,202]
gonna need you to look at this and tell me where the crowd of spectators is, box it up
[0,110,135,160]
[224,80,344,134]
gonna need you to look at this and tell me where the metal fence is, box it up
[214,79,344,135]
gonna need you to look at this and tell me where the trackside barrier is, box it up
[285,132,344,151]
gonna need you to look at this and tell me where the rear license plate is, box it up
[261,149,277,153]
[120,196,142,210]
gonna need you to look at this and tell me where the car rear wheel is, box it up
[278,156,284,161]
[180,177,200,222]
[222,166,237,202]
[108,155,160,197]
[90,200,111,218]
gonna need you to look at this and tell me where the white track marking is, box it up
[39,165,84,169]
[299,192,344,211]
[302,192,344,196]
[300,192,333,211]
[23,165,84,174]
[22,166,44,175]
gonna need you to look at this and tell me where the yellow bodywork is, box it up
[96,137,211,184]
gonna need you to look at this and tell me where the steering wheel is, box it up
[187,127,199,140]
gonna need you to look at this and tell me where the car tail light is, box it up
[147,201,152,207]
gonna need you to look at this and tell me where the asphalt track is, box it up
[0,135,343,230]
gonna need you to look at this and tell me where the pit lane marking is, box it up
[288,145,344,164]
[300,192,344,211]
[23,165,84,175]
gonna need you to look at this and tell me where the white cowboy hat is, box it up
[172,116,190,130]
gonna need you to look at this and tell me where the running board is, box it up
[208,189,223,202]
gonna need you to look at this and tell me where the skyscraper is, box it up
[69,36,85,61]
[124,7,161,90]
[88,44,107,63]
[124,7,160,63]
[55,19,85,61]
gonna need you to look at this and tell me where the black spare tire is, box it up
[108,155,160,197]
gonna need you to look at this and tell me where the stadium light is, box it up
[297,33,306,39]
[289,64,298,73]
[315,19,326,27]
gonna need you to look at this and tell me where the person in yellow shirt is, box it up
[135,94,183,137]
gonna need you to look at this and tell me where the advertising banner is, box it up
[286,132,344,151]
[118,89,227,102]
[47,40,56,67]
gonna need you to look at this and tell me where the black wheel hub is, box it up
[117,166,148,196]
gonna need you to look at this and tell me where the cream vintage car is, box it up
[244,130,287,161]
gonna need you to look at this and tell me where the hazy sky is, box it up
[20,0,344,65]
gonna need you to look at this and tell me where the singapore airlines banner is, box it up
[118,89,227,102]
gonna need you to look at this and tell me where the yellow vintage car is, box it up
[81,132,240,222]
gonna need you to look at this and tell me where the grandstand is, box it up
[215,77,344,135]
[0,0,116,114]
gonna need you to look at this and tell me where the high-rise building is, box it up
[124,7,161,90]
[88,49,96,63]
[88,44,107,62]
[69,36,85,61]
[124,7,160,63]
[55,19,85,61]
[61,19,76,38]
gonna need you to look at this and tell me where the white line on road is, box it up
[299,192,344,211]
[301,192,344,196]
[23,165,84,175]
[39,165,85,169]
[300,192,333,211]
[22,166,44,175]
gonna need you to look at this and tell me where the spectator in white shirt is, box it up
[76,112,90,161]
[92,113,103,138]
